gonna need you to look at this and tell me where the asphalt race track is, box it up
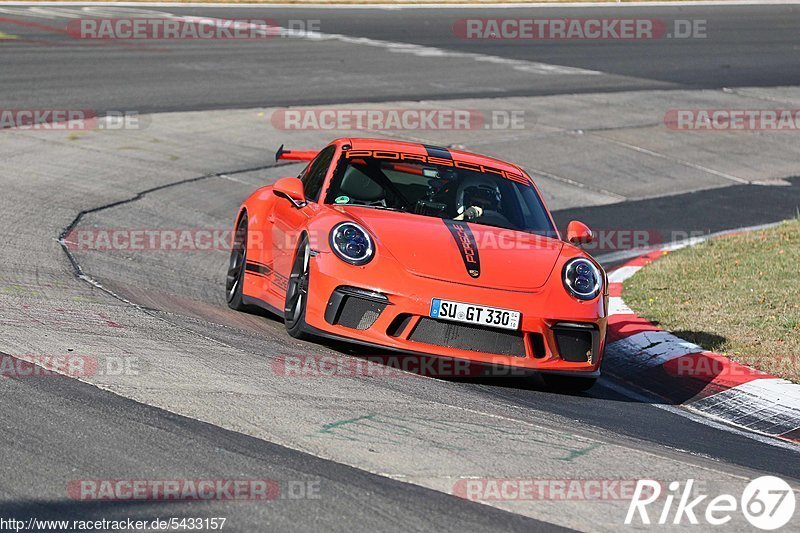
[3,4,800,112]
[0,3,799,532]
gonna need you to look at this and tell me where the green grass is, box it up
[624,219,800,382]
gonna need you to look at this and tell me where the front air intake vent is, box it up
[325,286,388,330]
[409,318,527,357]
[552,323,598,363]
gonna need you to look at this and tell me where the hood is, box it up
[341,207,563,291]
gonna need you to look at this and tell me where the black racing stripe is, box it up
[443,219,481,278]
[423,144,452,160]
[248,259,272,269]
[245,262,272,277]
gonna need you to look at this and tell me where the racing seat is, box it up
[339,167,386,205]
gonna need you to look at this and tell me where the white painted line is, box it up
[608,296,633,316]
[606,330,702,368]
[694,378,800,413]
[0,5,601,76]
[596,247,659,267]
[4,2,800,8]
[607,265,641,283]
[595,135,750,185]
[298,30,601,75]
[600,378,800,452]
[688,378,800,437]
[525,166,627,201]
[180,15,603,76]
[660,236,708,252]
[317,33,602,75]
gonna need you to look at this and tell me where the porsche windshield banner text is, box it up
[343,149,527,182]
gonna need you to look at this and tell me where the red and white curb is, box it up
[605,241,800,445]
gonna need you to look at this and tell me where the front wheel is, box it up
[226,213,248,311]
[541,374,597,393]
[284,236,311,340]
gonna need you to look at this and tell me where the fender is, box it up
[240,186,279,305]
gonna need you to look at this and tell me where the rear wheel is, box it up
[541,374,597,393]
[226,214,248,310]
[284,236,311,340]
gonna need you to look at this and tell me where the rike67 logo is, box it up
[626,477,796,530]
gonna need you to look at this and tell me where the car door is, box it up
[270,145,336,296]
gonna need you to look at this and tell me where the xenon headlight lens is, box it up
[563,258,602,300]
[330,222,374,265]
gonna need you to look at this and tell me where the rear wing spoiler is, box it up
[275,144,318,162]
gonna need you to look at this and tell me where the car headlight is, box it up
[330,222,374,265]
[563,258,602,300]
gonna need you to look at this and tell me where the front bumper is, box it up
[304,251,607,376]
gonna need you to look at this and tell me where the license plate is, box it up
[429,298,520,331]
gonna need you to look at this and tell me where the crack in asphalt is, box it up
[57,161,294,291]
[54,160,298,347]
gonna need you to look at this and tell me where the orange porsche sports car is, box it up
[226,138,607,390]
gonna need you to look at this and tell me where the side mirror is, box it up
[273,177,306,208]
[566,220,594,244]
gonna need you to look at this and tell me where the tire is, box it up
[284,235,312,340]
[541,374,597,393]
[226,213,248,310]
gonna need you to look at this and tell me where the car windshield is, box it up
[325,154,556,236]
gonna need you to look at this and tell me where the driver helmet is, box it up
[457,177,502,213]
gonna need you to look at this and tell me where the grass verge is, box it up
[624,218,800,382]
